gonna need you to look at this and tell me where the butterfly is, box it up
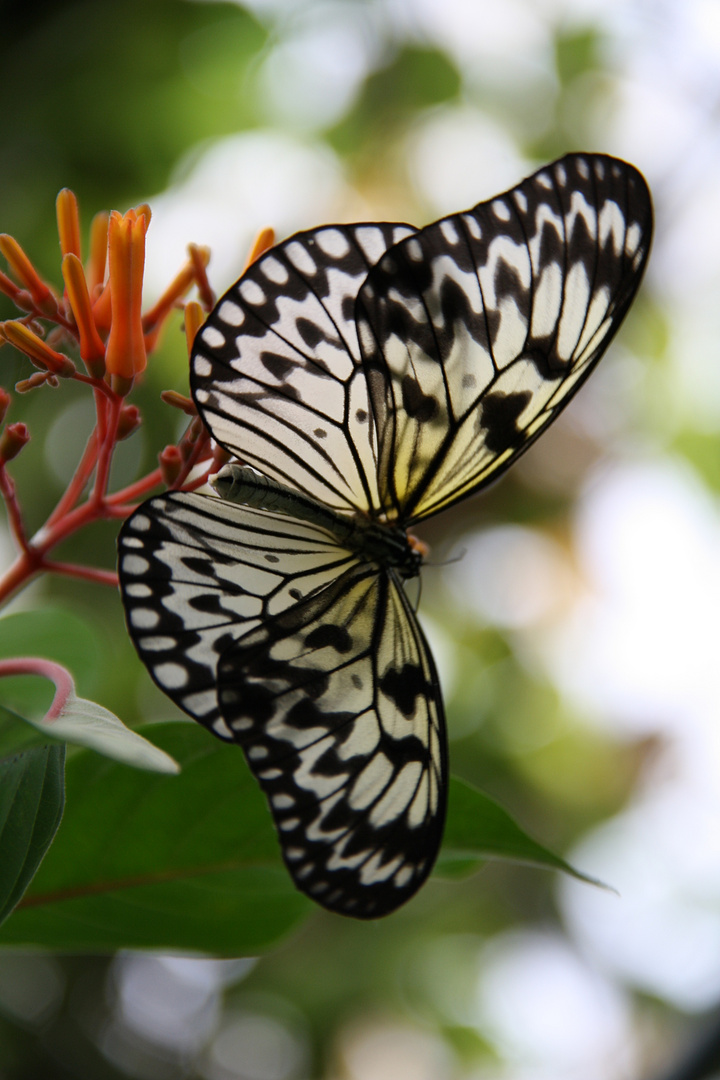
[118,153,652,918]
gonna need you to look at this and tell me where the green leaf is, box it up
[0,704,48,758]
[0,746,65,926]
[0,723,309,953]
[439,776,604,887]
[24,684,179,775]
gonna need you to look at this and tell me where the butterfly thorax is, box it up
[212,463,422,580]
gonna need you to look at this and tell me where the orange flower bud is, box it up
[188,244,214,310]
[183,301,204,356]
[56,188,82,259]
[244,227,275,271]
[2,320,75,377]
[105,209,148,393]
[159,444,182,487]
[15,371,59,393]
[87,211,109,295]
[0,235,59,317]
[0,269,25,307]
[160,390,197,416]
[0,388,10,424]
[117,404,141,440]
[61,254,106,377]
[0,422,29,462]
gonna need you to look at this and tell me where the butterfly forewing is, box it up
[356,153,652,522]
[215,562,446,918]
[118,491,363,736]
[191,222,414,515]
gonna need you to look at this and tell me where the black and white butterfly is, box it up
[118,153,652,918]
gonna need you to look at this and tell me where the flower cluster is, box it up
[0,189,272,609]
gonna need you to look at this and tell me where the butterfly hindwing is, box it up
[356,152,652,521]
[215,561,447,918]
[118,491,362,736]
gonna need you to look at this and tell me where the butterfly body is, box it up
[119,153,652,917]
[212,462,423,579]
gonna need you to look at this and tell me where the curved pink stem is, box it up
[0,657,74,721]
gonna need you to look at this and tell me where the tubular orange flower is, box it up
[104,209,148,393]
[243,227,275,271]
[62,254,106,377]
[1,320,75,377]
[56,189,82,259]
[86,211,109,296]
[0,235,59,317]
[183,300,204,356]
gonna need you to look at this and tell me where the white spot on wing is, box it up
[193,356,212,378]
[125,583,152,598]
[201,326,225,349]
[599,200,625,256]
[406,238,423,262]
[463,213,481,239]
[122,554,150,576]
[260,256,289,285]
[286,240,316,275]
[440,219,459,245]
[218,300,245,326]
[625,222,641,257]
[492,199,511,222]
[141,636,178,651]
[316,228,350,258]
[239,279,266,305]
[155,662,189,689]
[130,607,159,629]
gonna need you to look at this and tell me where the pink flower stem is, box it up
[0,464,29,552]
[43,560,119,587]
[105,467,163,505]
[91,392,121,504]
[44,428,99,529]
[0,656,74,721]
